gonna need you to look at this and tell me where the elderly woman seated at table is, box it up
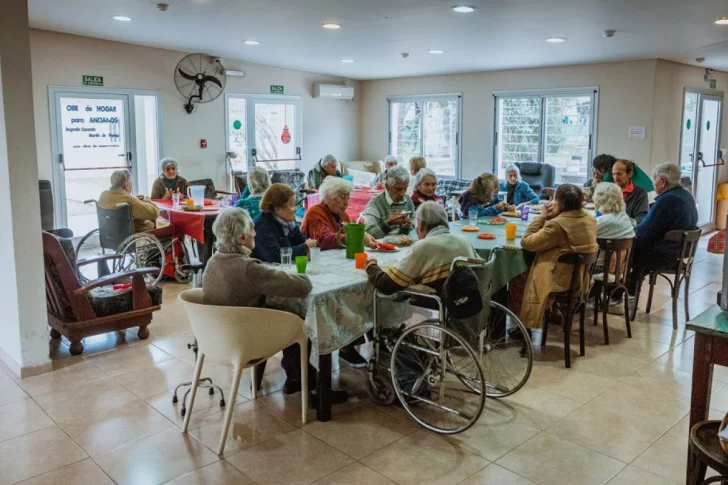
[236,167,271,219]
[499,163,539,206]
[410,168,445,208]
[459,173,508,217]
[367,201,477,294]
[202,208,327,397]
[510,184,598,330]
[251,183,317,263]
[363,166,416,239]
[99,169,162,233]
[150,157,189,200]
[593,182,636,239]
[611,159,649,224]
[306,154,341,190]
[407,156,428,194]
[375,155,399,185]
[301,177,376,250]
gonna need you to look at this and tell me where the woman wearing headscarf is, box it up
[150,157,189,199]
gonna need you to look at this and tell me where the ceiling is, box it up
[28,0,728,80]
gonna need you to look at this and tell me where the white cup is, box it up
[309,247,321,273]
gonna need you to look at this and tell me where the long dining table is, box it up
[268,214,532,421]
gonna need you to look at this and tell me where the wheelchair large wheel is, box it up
[390,322,485,434]
[114,233,165,285]
[471,301,533,398]
[74,229,106,284]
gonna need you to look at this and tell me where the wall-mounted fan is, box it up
[174,53,226,114]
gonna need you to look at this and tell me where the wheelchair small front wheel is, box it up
[367,372,397,406]
[390,322,485,434]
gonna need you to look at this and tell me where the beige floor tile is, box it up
[653,343,728,382]
[621,321,694,346]
[606,465,680,485]
[254,390,318,427]
[86,343,174,376]
[145,386,233,429]
[303,402,417,459]
[622,364,722,402]
[114,359,195,399]
[0,375,29,406]
[445,408,540,462]
[71,331,142,356]
[16,361,107,398]
[631,431,688,481]
[94,428,219,485]
[563,345,650,380]
[311,463,397,485]
[33,377,138,424]
[496,432,624,485]
[188,400,295,456]
[225,429,353,485]
[547,405,665,462]
[61,399,175,456]
[488,387,583,431]
[15,459,114,485]
[587,383,690,433]
[602,336,672,363]
[361,430,488,485]
[164,461,256,485]
[0,426,87,485]
[150,332,196,360]
[527,365,618,403]
[460,463,537,485]
[0,399,54,443]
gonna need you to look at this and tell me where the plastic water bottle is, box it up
[520,205,529,221]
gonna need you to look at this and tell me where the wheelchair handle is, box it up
[83,199,98,206]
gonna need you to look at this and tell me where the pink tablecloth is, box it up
[305,189,380,221]
[153,199,221,243]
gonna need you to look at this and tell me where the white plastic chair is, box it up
[178,288,308,455]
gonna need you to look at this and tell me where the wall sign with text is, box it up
[270,85,284,94]
[82,75,104,87]
[60,97,126,170]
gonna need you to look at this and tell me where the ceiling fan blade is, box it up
[177,68,198,82]
[202,75,223,89]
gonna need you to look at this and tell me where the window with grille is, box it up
[494,88,598,185]
[388,94,461,178]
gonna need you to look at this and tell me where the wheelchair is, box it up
[367,251,533,434]
[75,200,192,285]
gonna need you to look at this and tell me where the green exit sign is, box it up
[270,84,284,94]
[710,79,717,89]
[82,75,104,87]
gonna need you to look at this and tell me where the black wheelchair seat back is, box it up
[97,203,134,251]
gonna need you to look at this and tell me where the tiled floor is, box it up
[2,239,726,484]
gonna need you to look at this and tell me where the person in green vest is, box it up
[584,154,655,194]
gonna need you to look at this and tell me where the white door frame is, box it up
[48,86,163,228]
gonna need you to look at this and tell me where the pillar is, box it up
[0,0,50,375]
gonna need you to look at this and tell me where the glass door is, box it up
[250,98,301,171]
[680,91,723,227]
[53,92,133,235]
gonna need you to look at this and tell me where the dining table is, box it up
[267,213,532,421]
[304,188,380,221]
[153,199,223,264]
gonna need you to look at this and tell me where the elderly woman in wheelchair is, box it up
[365,201,533,434]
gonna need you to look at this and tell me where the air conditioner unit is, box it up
[313,84,355,100]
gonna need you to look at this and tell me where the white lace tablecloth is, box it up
[267,248,410,368]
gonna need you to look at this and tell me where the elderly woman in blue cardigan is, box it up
[499,163,540,206]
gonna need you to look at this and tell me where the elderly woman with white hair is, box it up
[498,163,539,207]
[235,167,271,219]
[593,182,636,239]
[410,168,444,209]
[374,155,399,185]
[150,157,189,199]
[306,154,341,190]
[301,177,376,250]
[363,165,416,239]
[367,201,476,294]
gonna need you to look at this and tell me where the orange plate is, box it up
[461,226,479,232]
[489,217,507,224]
[478,233,496,240]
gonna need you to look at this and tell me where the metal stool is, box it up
[171,263,226,417]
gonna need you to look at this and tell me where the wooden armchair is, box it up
[43,231,162,355]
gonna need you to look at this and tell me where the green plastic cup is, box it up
[295,255,308,274]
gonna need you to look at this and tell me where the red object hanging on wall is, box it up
[281,125,291,144]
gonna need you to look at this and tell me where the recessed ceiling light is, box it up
[452,5,476,13]
[112,15,132,22]
[322,22,341,29]
[545,37,566,43]
[429,49,445,54]
[715,17,728,25]
[243,40,259,45]
[341,59,354,63]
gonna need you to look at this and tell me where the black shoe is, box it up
[283,378,302,395]
[339,347,367,368]
[308,390,349,408]
[508,327,525,340]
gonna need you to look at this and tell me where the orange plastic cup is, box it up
[505,223,517,241]
[355,252,368,269]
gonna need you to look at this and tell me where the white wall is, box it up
[30,29,360,188]
[360,60,658,180]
